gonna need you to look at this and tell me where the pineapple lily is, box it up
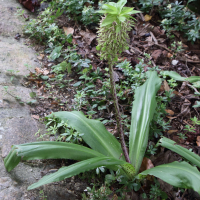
[96,0,140,163]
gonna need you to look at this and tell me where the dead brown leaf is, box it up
[151,49,162,61]
[163,80,170,91]
[165,109,174,115]
[43,70,50,75]
[35,67,43,75]
[144,14,152,21]
[167,130,178,134]
[31,115,40,120]
[79,30,96,46]
[63,27,74,35]
[37,54,44,61]
[196,136,200,146]
[140,157,154,173]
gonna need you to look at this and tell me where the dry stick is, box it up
[109,60,131,163]
[150,31,158,44]
[187,83,200,95]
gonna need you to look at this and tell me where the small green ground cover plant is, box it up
[4,0,200,196]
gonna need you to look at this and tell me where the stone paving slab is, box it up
[0,0,87,199]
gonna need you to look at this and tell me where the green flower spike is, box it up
[96,0,140,163]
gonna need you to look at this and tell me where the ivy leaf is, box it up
[49,46,62,60]
[29,92,36,98]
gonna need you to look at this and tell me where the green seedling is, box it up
[184,124,195,133]
[178,133,187,140]
[191,116,200,125]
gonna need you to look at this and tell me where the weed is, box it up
[184,124,195,133]
[178,133,187,140]
[142,178,167,200]
[39,190,47,200]
[82,184,113,200]
[146,144,157,155]
[191,116,200,125]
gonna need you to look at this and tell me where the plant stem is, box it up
[108,60,131,163]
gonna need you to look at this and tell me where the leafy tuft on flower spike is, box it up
[96,0,140,62]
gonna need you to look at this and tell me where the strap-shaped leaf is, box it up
[48,111,124,160]
[129,71,161,174]
[4,141,104,172]
[138,161,200,194]
[162,71,200,83]
[159,137,200,168]
[28,157,127,190]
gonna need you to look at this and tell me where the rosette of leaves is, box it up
[96,0,140,63]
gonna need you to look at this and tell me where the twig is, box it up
[185,59,192,76]
[150,31,158,44]
[154,43,173,53]
[135,5,145,21]
[129,46,143,55]
[177,56,200,64]
[187,83,200,95]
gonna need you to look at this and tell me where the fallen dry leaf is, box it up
[151,49,162,61]
[165,109,174,115]
[63,27,74,35]
[35,67,44,75]
[37,54,44,61]
[140,157,154,173]
[196,136,200,146]
[166,116,177,119]
[167,130,178,134]
[167,52,173,58]
[144,14,152,22]
[43,70,50,75]
[163,80,170,92]
[79,30,96,45]
[31,115,40,120]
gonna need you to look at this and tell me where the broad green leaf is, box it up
[41,75,49,80]
[4,141,105,172]
[138,161,200,194]
[162,71,185,81]
[159,137,200,168]
[101,14,117,27]
[102,2,117,10]
[104,4,118,12]
[96,10,108,14]
[49,46,62,60]
[29,92,36,98]
[125,10,141,15]
[186,76,200,83]
[121,7,141,15]
[192,81,200,88]
[116,0,127,13]
[129,71,161,174]
[28,157,127,190]
[162,71,200,83]
[121,7,133,15]
[118,15,126,22]
[48,111,124,160]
